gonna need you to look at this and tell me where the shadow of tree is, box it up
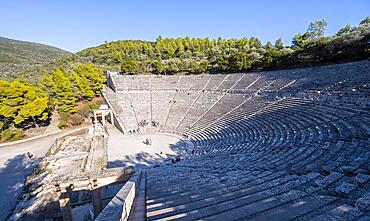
[108,151,182,170]
[107,133,193,170]
[0,154,39,220]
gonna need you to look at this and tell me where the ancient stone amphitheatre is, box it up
[6,60,369,221]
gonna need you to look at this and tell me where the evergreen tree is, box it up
[292,32,310,48]
[75,64,106,94]
[228,51,252,71]
[152,60,165,74]
[336,24,352,36]
[71,71,95,100]
[121,57,138,74]
[0,80,49,127]
[265,41,273,49]
[198,60,208,73]
[52,68,76,113]
[275,38,284,50]
[307,19,328,40]
[249,37,262,49]
[359,16,370,26]
[40,73,57,106]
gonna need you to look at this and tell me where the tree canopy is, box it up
[72,17,369,75]
[307,19,328,40]
[0,79,49,127]
[40,64,106,113]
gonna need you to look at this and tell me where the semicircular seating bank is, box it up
[103,60,370,221]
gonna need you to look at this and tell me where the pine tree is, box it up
[307,19,328,40]
[52,68,76,113]
[0,79,49,127]
[75,64,106,95]
[359,16,370,26]
[71,71,94,100]
[292,32,310,48]
[275,38,284,50]
[152,60,165,74]
[336,24,352,36]
[121,57,138,74]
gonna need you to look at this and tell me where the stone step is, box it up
[308,204,363,221]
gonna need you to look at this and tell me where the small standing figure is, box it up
[26,152,34,159]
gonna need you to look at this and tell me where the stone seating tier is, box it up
[102,61,370,220]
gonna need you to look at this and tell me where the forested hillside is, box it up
[0,36,71,80]
[15,17,370,82]
[76,17,369,75]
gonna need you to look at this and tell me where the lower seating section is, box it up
[103,61,370,220]
[146,98,370,220]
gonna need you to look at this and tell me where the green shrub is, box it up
[121,57,138,74]
[1,128,24,142]
[0,121,4,131]
[58,119,68,129]
[70,113,83,126]
[76,104,91,118]
[87,103,98,110]
[87,99,103,110]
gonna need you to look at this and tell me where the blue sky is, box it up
[0,0,368,52]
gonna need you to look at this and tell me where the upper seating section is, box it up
[104,61,370,134]
[108,60,370,98]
